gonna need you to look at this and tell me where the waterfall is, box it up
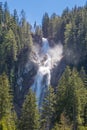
[32,38,63,108]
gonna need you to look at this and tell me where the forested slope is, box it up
[0,2,87,130]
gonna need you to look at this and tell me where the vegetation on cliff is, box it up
[0,2,87,130]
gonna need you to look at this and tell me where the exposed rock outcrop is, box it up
[51,57,66,87]
[14,61,38,116]
[14,36,66,116]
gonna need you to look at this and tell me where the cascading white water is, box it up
[32,38,63,108]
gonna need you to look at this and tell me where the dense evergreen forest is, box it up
[0,2,87,130]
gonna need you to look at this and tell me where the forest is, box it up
[0,2,87,130]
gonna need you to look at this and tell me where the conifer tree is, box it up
[41,86,56,130]
[3,29,17,71]
[80,67,87,88]
[0,73,16,130]
[42,12,49,38]
[4,2,10,25]
[55,67,87,130]
[0,2,3,25]
[19,89,40,130]
[13,9,19,24]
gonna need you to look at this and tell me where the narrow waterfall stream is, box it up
[32,38,63,108]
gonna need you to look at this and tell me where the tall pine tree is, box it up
[0,73,16,130]
[41,86,56,130]
[19,89,40,130]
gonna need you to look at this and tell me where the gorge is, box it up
[15,37,66,113]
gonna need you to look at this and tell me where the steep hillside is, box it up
[0,2,87,130]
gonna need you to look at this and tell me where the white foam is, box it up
[31,38,63,108]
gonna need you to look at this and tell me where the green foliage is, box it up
[3,29,17,61]
[55,66,87,130]
[19,89,40,130]
[0,73,17,130]
[52,123,71,130]
[35,25,43,36]
[43,3,87,68]
[42,12,49,38]
[41,86,56,130]
[0,2,87,130]
[78,126,87,130]
[0,2,33,85]
[4,2,10,24]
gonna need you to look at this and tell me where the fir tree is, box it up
[41,86,56,130]
[3,29,17,72]
[55,67,87,130]
[42,12,49,38]
[19,89,40,130]
[0,73,16,130]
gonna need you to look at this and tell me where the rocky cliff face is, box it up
[14,36,66,115]
[51,57,66,87]
[14,60,38,115]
